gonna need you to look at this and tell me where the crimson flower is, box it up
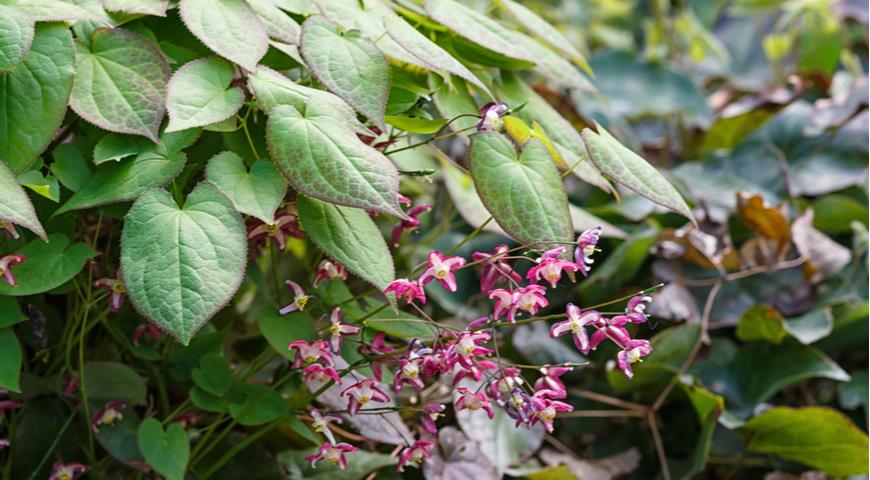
[49,462,89,480]
[529,391,573,432]
[549,305,601,354]
[418,251,466,292]
[391,195,431,247]
[472,244,520,292]
[312,259,347,287]
[383,279,426,304]
[327,308,360,353]
[421,403,445,435]
[397,440,434,472]
[574,226,602,276]
[527,247,579,288]
[534,366,573,399]
[302,364,341,384]
[247,210,303,251]
[288,340,333,368]
[477,102,509,131]
[454,387,494,419]
[309,408,341,445]
[617,339,653,379]
[448,330,492,369]
[279,280,309,315]
[340,378,389,415]
[306,442,358,470]
[93,269,126,313]
[624,295,653,324]
[0,254,26,287]
[91,401,127,432]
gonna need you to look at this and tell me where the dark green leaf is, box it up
[138,418,190,480]
[0,234,96,296]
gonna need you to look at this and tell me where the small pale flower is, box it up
[91,401,127,432]
[454,387,494,419]
[0,254,26,287]
[309,408,341,444]
[449,330,492,369]
[392,196,431,247]
[549,305,601,354]
[302,364,341,384]
[0,439,8,449]
[529,391,573,433]
[93,269,126,313]
[527,247,579,288]
[327,308,360,353]
[312,259,348,287]
[383,279,426,304]
[340,378,389,415]
[515,285,548,316]
[624,295,653,324]
[49,462,89,480]
[288,340,333,368]
[617,339,652,379]
[279,280,309,315]
[397,440,434,472]
[574,226,602,276]
[477,102,509,131]
[305,441,358,470]
[393,358,424,391]
[418,251,466,292]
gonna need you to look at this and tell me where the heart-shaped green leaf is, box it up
[70,28,170,142]
[247,0,300,44]
[300,16,390,129]
[582,123,695,223]
[205,151,286,223]
[166,57,244,133]
[226,383,289,426]
[191,353,233,397]
[266,103,404,217]
[179,0,269,71]
[0,160,46,240]
[469,132,573,247]
[0,328,22,392]
[0,5,33,71]
[297,194,395,290]
[0,234,96,296]
[137,418,189,480]
[82,361,148,405]
[0,23,74,173]
[120,183,247,345]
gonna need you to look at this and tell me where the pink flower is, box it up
[302,364,341,384]
[454,387,494,419]
[383,279,426,304]
[312,260,348,287]
[393,358,424,391]
[0,439,8,450]
[574,227,602,276]
[529,392,573,432]
[534,366,573,399]
[452,358,497,385]
[49,462,89,480]
[327,308,360,353]
[477,102,509,131]
[418,251,466,292]
[489,288,520,323]
[247,211,304,251]
[448,331,492,369]
[617,339,652,379]
[624,295,653,324]
[491,285,549,323]
[306,441,358,470]
[91,401,127,432]
[588,315,632,351]
[421,403,445,435]
[549,305,601,354]
[490,367,525,400]
[398,440,434,472]
[288,340,333,368]
[340,378,389,415]
[516,285,549,316]
[472,244,520,292]
[527,248,579,288]
[279,280,309,315]
[365,332,395,381]
[132,323,162,346]
[0,254,26,287]
[392,196,431,247]
[309,408,341,445]
[94,269,126,313]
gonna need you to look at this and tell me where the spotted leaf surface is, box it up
[120,183,246,345]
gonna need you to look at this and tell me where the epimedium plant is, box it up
[0,0,867,479]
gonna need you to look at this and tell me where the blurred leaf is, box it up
[736,304,787,344]
[609,324,700,393]
[364,315,438,340]
[838,369,868,412]
[792,209,851,282]
[190,385,228,413]
[783,308,833,345]
[0,297,26,328]
[675,384,724,479]
[424,427,499,479]
[537,448,640,480]
[83,361,147,405]
[742,406,868,476]
[138,418,189,480]
[497,0,589,71]
[279,447,396,480]
[18,169,60,202]
[191,353,233,397]
[0,328,22,392]
[227,383,289,426]
[811,194,869,235]
[0,234,96,296]
[259,309,315,361]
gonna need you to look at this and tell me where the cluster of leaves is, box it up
[0,0,867,479]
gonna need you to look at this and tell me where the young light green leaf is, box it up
[496,72,611,193]
[0,233,96,296]
[296,195,395,290]
[248,66,369,134]
[0,161,46,240]
[0,328,22,393]
[266,103,404,217]
[205,151,287,223]
[382,14,492,98]
[247,0,300,44]
[103,0,168,16]
[469,132,573,247]
[424,0,533,62]
[496,0,589,72]
[743,406,868,477]
[165,57,244,133]
[0,0,101,21]
[17,169,59,202]
[138,418,190,480]
[384,115,448,134]
[514,32,594,91]
[0,5,33,71]
[92,133,149,165]
[582,124,695,222]
[179,0,269,71]
[121,183,247,345]
[57,150,186,214]
[300,16,390,129]
[70,28,171,142]
[50,144,91,193]
[0,23,74,173]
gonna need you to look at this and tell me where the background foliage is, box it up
[0,0,867,479]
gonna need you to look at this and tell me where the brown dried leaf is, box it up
[791,209,852,283]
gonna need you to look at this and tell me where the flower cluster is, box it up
[284,226,655,473]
